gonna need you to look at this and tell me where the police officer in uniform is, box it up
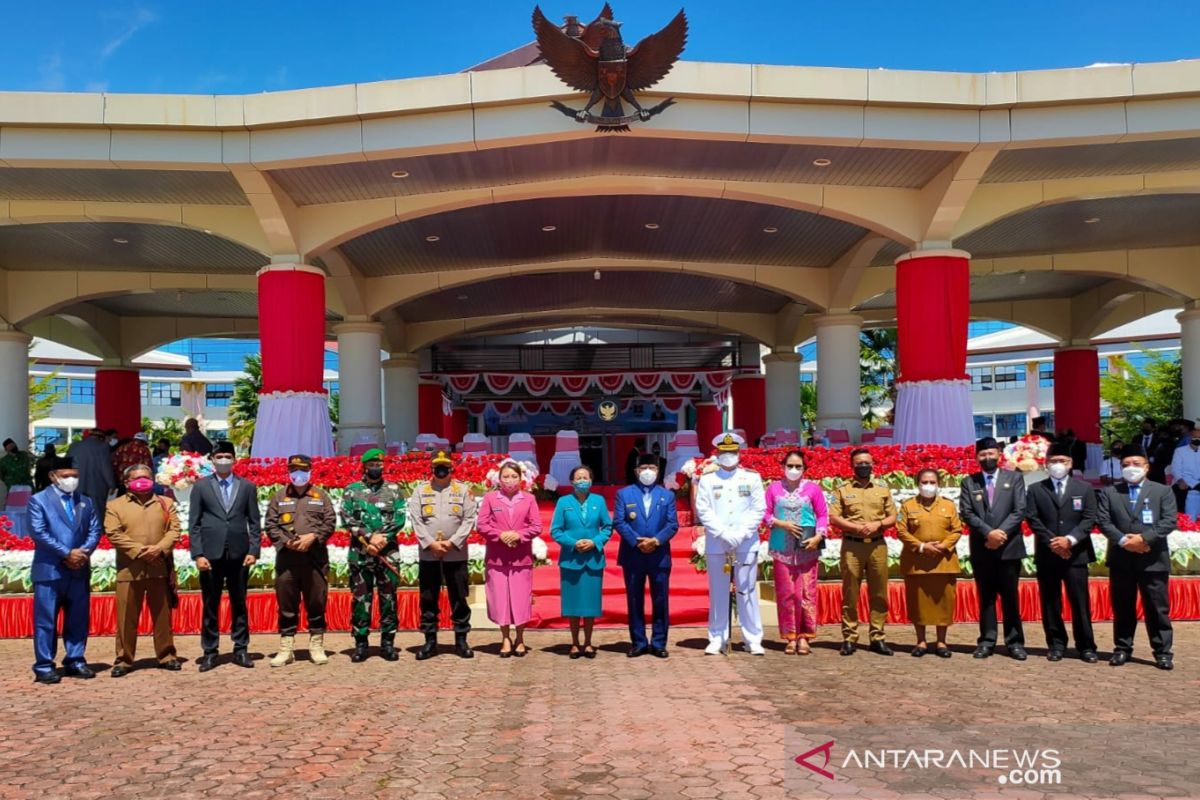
[693,432,767,656]
[341,448,406,662]
[408,451,479,660]
[265,455,336,667]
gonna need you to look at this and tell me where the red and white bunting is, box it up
[631,372,663,394]
[446,374,479,394]
[595,373,627,393]
[483,373,518,394]
[524,374,554,396]
[559,375,591,397]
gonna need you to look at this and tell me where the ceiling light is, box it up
[1084,217,1100,224]
[390,170,409,179]
[425,235,440,243]
[456,294,468,301]
[762,226,778,234]
[541,225,557,232]
[812,158,832,167]
[1017,271,1027,285]
[643,223,659,230]
[112,237,129,244]
[202,229,213,235]
[594,270,601,280]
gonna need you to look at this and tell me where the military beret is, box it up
[287,454,312,471]
[361,448,386,464]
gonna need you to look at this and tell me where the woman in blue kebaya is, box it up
[550,465,613,659]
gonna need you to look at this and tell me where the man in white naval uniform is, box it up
[694,432,767,655]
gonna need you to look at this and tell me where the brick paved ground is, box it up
[0,623,1197,799]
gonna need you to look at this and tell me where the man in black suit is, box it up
[1098,444,1177,670]
[1025,441,1098,662]
[959,437,1028,660]
[188,441,261,671]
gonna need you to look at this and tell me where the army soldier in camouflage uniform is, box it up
[341,448,406,662]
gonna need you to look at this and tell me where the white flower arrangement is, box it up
[155,453,214,491]
[543,475,559,492]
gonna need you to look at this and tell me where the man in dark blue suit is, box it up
[26,457,102,684]
[614,453,679,658]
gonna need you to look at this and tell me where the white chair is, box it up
[825,428,851,447]
[668,430,702,476]
[508,432,539,472]
[414,433,440,452]
[549,430,581,487]
[461,433,490,458]
[760,434,777,449]
[775,428,800,447]
[874,426,894,445]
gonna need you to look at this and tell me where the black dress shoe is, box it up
[935,646,952,659]
[627,647,649,658]
[63,664,95,679]
[650,647,669,659]
[869,641,894,657]
[839,642,856,656]
[380,638,399,662]
[160,659,182,671]
[349,641,369,663]
[910,645,927,658]
[972,645,994,659]
[1110,650,1130,666]
[111,664,130,678]
[1008,646,1028,661]
[415,639,438,661]
[197,654,218,672]
[1080,651,1098,664]
[1046,651,1063,662]
[1156,655,1174,671]
[233,651,254,668]
[454,635,474,659]
[34,671,61,685]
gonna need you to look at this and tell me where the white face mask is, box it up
[213,458,235,475]
[638,469,657,486]
[918,483,938,498]
[1047,463,1070,480]
[55,476,79,494]
[717,453,739,469]
[784,466,804,481]
[1122,466,1146,484]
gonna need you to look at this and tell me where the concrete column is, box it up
[763,351,802,434]
[814,313,863,442]
[1179,309,1200,421]
[1025,359,1040,430]
[0,331,31,449]
[334,322,384,453]
[383,354,420,446]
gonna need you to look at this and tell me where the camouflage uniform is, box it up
[341,478,407,642]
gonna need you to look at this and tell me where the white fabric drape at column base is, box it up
[894,379,975,446]
[251,391,335,458]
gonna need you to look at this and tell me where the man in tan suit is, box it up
[104,463,181,677]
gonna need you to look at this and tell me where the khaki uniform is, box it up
[104,493,181,666]
[830,480,896,643]
[896,497,962,626]
[407,480,478,635]
[265,485,336,635]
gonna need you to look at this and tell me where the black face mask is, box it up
[853,464,872,479]
[433,466,451,480]
[365,467,384,481]
[1191,439,1200,448]
[980,457,999,472]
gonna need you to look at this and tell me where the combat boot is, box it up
[455,632,474,659]
[380,635,400,662]
[270,636,295,668]
[415,634,438,661]
[309,632,329,665]
[350,638,369,663]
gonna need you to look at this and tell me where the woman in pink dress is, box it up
[476,460,542,657]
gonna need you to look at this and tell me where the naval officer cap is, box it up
[713,431,746,452]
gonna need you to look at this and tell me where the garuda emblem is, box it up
[532,4,688,131]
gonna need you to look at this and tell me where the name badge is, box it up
[738,485,751,497]
[1071,497,1083,512]
[1142,507,1154,525]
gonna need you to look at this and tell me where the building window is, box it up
[995,413,1026,440]
[967,367,992,392]
[68,378,95,404]
[33,427,67,451]
[205,383,234,407]
[35,377,68,402]
[973,414,994,439]
[323,381,339,394]
[799,373,815,384]
[142,381,181,407]
[1038,363,1054,388]
[993,365,1026,390]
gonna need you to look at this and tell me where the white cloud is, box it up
[100,6,158,60]
[35,52,65,91]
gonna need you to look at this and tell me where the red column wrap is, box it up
[95,368,141,439]
[257,265,326,394]
[695,402,722,455]
[730,374,766,447]
[1053,347,1101,443]
[418,382,446,437]
[896,252,970,382]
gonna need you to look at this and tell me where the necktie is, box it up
[985,473,995,504]
[1130,484,1140,506]
[63,493,75,523]
[1055,480,1064,499]
[221,479,232,509]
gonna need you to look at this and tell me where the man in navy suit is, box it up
[26,457,102,684]
[614,453,680,658]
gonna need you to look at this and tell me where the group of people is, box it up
[25,427,1179,683]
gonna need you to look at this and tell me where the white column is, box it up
[1025,359,1040,429]
[814,313,863,442]
[763,351,802,434]
[383,353,420,447]
[1179,309,1200,421]
[0,331,31,449]
[334,322,384,453]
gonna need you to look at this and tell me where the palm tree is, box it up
[141,416,185,442]
[860,328,897,429]
[799,381,817,438]
[227,353,262,450]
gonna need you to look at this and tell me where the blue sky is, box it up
[3,1,1198,94]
